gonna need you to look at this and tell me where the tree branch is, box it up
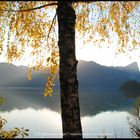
[47,12,57,44]
[0,3,57,12]
[120,2,134,17]
[127,1,140,13]
[120,1,140,21]
[121,2,139,26]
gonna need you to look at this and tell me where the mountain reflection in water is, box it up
[0,88,137,138]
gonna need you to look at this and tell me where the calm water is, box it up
[0,87,138,138]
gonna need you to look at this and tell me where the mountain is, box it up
[115,62,140,80]
[77,61,140,90]
[117,62,139,73]
[0,61,139,90]
[0,63,47,88]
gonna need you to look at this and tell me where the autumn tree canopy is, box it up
[0,1,139,96]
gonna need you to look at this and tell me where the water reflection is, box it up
[0,108,132,138]
[82,111,131,138]
[1,108,62,138]
[0,88,60,113]
[0,88,134,116]
[0,88,138,138]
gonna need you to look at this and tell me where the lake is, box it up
[0,87,139,138]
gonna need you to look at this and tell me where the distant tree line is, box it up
[120,80,140,98]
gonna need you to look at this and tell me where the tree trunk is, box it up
[57,1,82,139]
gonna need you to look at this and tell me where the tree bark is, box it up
[57,1,82,139]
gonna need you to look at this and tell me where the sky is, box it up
[76,41,140,70]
